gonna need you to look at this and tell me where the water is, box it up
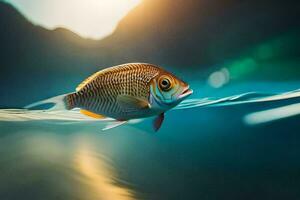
[1,82,300,199]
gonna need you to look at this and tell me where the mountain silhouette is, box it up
[0,2,103,106]
[0,0,299,106]
[101,0,300,68]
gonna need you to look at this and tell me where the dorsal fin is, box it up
[76,71,101,92]
[76,66,122,92]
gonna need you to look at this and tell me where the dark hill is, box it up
[0,2,103,106]
[0,1,299,106]
[100,0,300,69]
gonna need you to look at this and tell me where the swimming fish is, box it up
[26,63,193,131]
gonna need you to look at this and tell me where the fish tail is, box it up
[24,93,75,111]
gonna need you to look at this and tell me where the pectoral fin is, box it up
[117,95,150,111]
[80,109,107,119]
[153,113,165,132]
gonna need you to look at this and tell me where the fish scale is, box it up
[24,62,192,131]
[65,63,160,119]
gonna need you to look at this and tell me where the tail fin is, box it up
[24,93,77,111]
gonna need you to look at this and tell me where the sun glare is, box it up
[5,0,141,39]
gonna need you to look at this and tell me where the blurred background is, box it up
[1,0,299,107]
[1,1,300,200]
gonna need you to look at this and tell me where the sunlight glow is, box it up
[75,143,135,200]
[5,0,141,39]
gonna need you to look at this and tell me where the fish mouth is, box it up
[179,86,193,99]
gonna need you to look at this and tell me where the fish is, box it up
[25,63,193,131]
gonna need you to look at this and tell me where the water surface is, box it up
[1,82,300,200]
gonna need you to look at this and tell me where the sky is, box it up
[4,0,141,39]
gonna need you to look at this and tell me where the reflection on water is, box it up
[1,82,300,199]
[75,142,135,200]
[0,128,136,200]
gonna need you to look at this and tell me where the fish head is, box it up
[149,71,193,110]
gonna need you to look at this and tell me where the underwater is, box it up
[1,0,300,199]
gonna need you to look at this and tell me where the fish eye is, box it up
[159,76,172,91]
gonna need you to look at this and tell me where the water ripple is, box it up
[1,89,300,125]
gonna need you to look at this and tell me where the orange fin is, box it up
[80,109,107,119]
